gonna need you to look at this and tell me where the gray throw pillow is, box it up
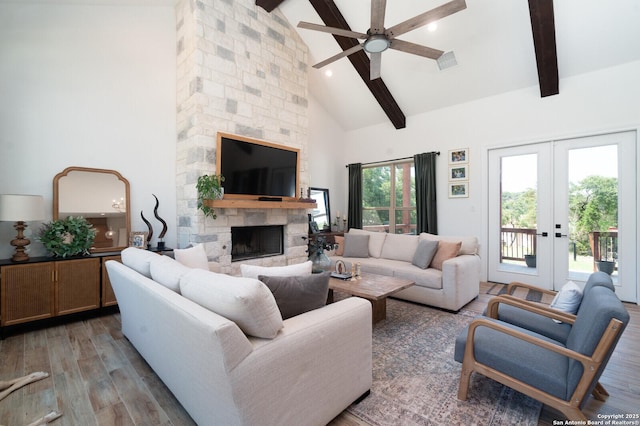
[412,239,439,269]
[343,234,370,258]
[258,272,331,320]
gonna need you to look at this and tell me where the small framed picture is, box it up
[449,164,468,181]
[129,231,148,248]
[335,260,346,275]
[448,148,468,164]
[449,182,469,198]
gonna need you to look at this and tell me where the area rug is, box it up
[486,282,553,304]
[345,298,542,425]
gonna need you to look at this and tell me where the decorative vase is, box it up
[310,250,331,274]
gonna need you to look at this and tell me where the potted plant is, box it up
[524,252,536,268]
[307,235,335,273]
[596,246,616,275]
[594,229,617,275]
[196,174,225,220]
[38,216,97,257]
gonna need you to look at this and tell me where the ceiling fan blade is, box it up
[370,52,382,79]
[298,21,367,40]
[312,44,364,69]
[386,0,467,38]
[370,0,387,34]
[389,39,444,60]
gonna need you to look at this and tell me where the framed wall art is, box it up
[448,148,468,164]
[449,164,468,181]
[449,182,469,198]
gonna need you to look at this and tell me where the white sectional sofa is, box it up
[330,229,481,311]
[106,248,372,426]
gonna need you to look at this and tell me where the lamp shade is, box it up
[0,194,46,222]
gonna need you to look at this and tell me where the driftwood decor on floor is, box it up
[0,372,62,426]
[0,372,49,402]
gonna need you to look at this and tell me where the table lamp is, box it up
[0,194,45,262]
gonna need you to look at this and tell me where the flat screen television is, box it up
[216,132,300,200]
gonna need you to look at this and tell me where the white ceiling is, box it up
[278,0,640,131]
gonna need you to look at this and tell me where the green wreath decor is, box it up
[39,216,97,257]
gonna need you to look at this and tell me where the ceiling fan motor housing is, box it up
[364,34,390,53]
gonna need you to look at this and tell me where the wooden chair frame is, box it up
[459,297,624,421]
[506,281,558,298]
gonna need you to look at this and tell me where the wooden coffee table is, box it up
[328,273,415,323]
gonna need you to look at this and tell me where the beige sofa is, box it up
[106,248,372,426]
[330,229,481,311]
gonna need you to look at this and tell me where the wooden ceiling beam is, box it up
[308,0,406,129]
[255,0,286,13]
[528,0,559,97]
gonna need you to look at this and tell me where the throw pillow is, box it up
[380,233,419,263]
[173,244,209,270]
[121,247,160,278]
[179,269,283,339]
[258,272,331,320]
[550,280,583,317]
[419,233,479,255]
[412,239,439,269]
[240,261,312,279]
[342,234,370,258]
[334,236,344,256]
[149,255,190,293]
[430,241,462,270]
[349,228,386,258]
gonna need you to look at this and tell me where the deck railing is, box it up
[501,227,536,261]
[590,230,618,271]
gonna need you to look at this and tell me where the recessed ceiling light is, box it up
[427,22,438,32]
[325,69,333,77]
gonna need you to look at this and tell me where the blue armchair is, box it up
[454,274,629,421]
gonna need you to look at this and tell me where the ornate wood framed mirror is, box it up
[53,166,131,253]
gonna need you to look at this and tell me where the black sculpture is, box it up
[140,211,153,249]
[153,194,168,249]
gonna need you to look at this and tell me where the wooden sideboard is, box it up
[0,248,168,337]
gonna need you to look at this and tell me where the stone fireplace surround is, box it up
[174,0,312,276]
[199,206,310,276]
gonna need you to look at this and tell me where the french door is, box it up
[488,131,636,302]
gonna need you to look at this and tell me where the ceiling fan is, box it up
[298,0,467,79]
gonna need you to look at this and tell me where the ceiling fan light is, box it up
[364,34,390,53]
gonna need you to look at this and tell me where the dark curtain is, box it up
[414,152,438,234]
[347,163,362,230]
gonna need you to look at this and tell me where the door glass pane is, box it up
[363,209,389,232]
[394,163,415,208]
[568,145,618,277]
[394,209,416,234]
[500,154,537,270]
[363,166,390,208]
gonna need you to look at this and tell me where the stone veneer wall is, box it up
[175,0,310,275]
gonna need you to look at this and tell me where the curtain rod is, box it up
[345,151,440,168]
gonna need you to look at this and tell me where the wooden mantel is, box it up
[204,199,317,209]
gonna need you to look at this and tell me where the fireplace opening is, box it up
[231,225,284,262]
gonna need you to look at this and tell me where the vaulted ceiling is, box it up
[260,0,640,131]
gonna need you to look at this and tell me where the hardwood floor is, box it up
[1,283,638,425]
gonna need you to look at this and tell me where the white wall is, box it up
[333,61,640,279]
[0,3,176,258]
[308,95,348,222]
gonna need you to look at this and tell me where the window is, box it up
[362,161,416,234]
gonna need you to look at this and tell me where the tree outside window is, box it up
[362,162,416,234]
